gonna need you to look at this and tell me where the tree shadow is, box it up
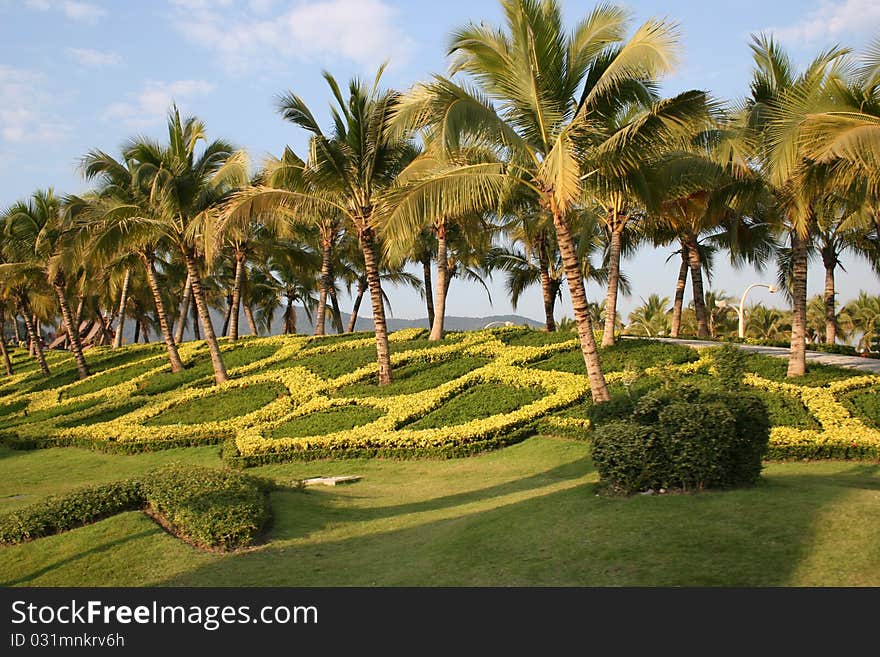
[268,454,596,542]
[2,528,158,586]
[158,463,880,587]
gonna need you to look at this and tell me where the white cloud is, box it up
[768,0,880,45]
[66,47,121,67]
[0,65,71,143]
[167,0,411,72]
[25,0,106,22]
[102,79,216,128]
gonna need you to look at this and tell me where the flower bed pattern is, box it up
[1,327,878,463]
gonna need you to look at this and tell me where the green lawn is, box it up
[1,329,879,586]
[1,437,878,586]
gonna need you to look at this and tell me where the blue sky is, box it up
[1,0,878,324]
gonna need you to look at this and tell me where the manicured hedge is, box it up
[142,465,272,551]
[0,480,144,544]
[0,465,274,551]
[591,384,770,495]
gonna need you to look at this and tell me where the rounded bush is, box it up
[591,384,770,495]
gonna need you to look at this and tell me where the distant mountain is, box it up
[117,306,544,343]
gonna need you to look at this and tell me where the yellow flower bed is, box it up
[3,328,879,463]
[743,373,880,458]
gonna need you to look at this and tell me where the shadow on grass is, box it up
[157,463,880,587]
[1,528,159,586]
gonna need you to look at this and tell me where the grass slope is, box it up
[1,329,879,586]
[1,438,878,586]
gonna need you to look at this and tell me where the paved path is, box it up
[641,337,880,374]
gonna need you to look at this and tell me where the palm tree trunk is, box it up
[141,254,184,372]
[244,304,258,336]
[686,236,709,338]
[285,295,297,334]
[315,234,334,336]
[421,255,435,329]
[329,287,344,334]
[221,293,233,337]
[190,295,200,341]
[112,268,131,348]
[229,252,245,341]
[429,221,449,341]
[359,225,392,385]
[822,250,837,345]
[537,233,556,332]
[0,311,14,375]
[182,251,227,384]
[788,231,808,377]
[133,319,141,344]
[18,298,49,375]
[53,279,89,379]
[12,314,21,345]
[552,208,610,402]
[347,282,366,333]
[74,295,84,327]
[670,245,689,338]
[602,223,624,347]
[174,274,192,344]
[30,314,38,356]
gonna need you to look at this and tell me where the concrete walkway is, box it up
[643,337,880,374]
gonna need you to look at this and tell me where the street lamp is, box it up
[718,284,778,338]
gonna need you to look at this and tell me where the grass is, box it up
[1,330,878,586]
[1,437,878,586]
[268,405,384,439]
[406,383,545,430]
[134,344,279,396]
[333,357,491,398]
[843,387,880,429]
[742,353,855,386]
[145,383,288,426]
[533,339,698,374]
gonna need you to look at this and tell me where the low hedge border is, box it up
[0,465,274,551]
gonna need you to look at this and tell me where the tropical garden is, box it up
[1,1,879,586]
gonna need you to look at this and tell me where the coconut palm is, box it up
[0,189,89,378]
[749,35,850,376]
[223,69,416,385]
[83,107,248,383]
[841,292,880,352]
[79,149,185,371]
[746,303,790,340]
[626,294,671,336]
[388,1,718,401]
[796,38,880,229]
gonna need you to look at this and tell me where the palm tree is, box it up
[796,38,880,233]
[746,303,790,340]
[85,107,248,383]
[388,2,714,401]
[79,149,185,372]
[749,35,850,376]
[841,292,880,352]
[626,294,671,336]
[223,69,417,384]
[0,189,90,379]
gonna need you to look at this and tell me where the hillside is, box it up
[1,326,879,464]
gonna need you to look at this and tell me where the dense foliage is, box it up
[592,384,770,495]
[0,465,272,551]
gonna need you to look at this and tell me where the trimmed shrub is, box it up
[0,465,274,550]
[0,480,144,544]
[142,465,271,551]
[591,384,770,495]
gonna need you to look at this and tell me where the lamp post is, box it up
[719,283,777,338]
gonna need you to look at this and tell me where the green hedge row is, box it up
[0,465,273,551]
[0,480,145,544]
